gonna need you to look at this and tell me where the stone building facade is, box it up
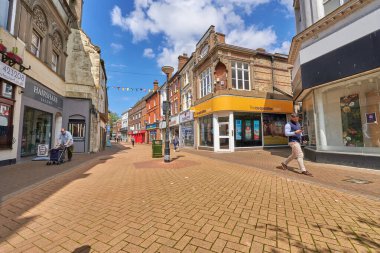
[0,0,107,166]
[191,26,293,152]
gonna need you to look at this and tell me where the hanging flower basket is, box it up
[6,52,23,65]
[0,43,6,54]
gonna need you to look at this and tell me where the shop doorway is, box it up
[21,107,53,157]
[216,115,233,152]
[68,116,86,153]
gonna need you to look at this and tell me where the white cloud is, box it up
[278,0,293,13]
[110,43,124,53]
[272,41,291,54]
[111,0,292,67]
[143,48,156,58]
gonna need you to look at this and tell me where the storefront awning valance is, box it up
[192,96,294,118]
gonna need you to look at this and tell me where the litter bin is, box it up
[152,140,163,158]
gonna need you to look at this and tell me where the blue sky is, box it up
[82,0,295,116]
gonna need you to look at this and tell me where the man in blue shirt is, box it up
[281,113,312,175]
[58,128,74,161]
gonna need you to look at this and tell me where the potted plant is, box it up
[6,47,23,65]
[0,40,6,54]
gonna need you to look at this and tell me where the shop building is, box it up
[167,57,185,140]
[145,81,161,143]
[178,54,195,148]
[192,26,293,152]
[0,0,107,164]
[289,0,380,168]
[128,95,148,144]
[2,0,81,160]
[0,29,26,165]
[120,109,129,142]
[65,27,108,153]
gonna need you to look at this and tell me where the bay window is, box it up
[200,68,212,98]
[232,62,250,90]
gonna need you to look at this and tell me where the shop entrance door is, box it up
[217,116,232,152]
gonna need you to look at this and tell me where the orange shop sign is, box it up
[192,96,293,117]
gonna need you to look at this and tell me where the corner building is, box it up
[289,0,380,168]
[192,26,293,152]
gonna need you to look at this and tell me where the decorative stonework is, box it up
[33,6,47,33]
[52,31,63,49]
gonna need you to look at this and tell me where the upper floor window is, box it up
[153,99,156,107]
[187,92,192,109]
[182,94,187,111]
[51,52,59,72]
[174,100,178,114]
[0,0,14,32]
[31,31,41,58]
[323,0,347,16]
[231,62,250,91]
[200,68,212,98]
[200,44,209,59]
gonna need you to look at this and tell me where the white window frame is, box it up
[51,52,58,72]
[200,68,212,98]
[31,31,41,58]
[231,61,250,91]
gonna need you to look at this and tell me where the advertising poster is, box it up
[245,120,252,140]
[236,120,242,140]
[254,120,260,141]
[263,114,288,145]
[340,94,364,147]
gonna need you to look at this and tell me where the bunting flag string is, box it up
[107,86,154,92]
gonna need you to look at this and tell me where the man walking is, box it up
[58,128,74,161]
[281,113,312,175]
[131,136,135,147]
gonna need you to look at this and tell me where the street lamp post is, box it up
[161,66,174,163]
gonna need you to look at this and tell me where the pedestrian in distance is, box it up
[131,137,135,147]
[173,135,179,152]
[281,113,312,176]
[57,128,74,161]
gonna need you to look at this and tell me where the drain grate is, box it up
[342,178,373,184]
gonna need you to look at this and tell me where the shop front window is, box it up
[263,114,287,146]
[21,107,52,156]
[315,77,380,154]
[0,81,15,149]
[234,113,262,147]
[182,122,194,147]
[302,93,317,146]
[68,120,86,139]
[200,115,213,146]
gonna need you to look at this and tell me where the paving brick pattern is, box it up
[0,144,379,253]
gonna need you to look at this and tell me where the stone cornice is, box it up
[289,0,373,64]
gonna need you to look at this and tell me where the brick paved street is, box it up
[1,144,380,253]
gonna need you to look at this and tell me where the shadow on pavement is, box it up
[264,147,291,159]
[264,218,380,252]
[72,245,91,253]
[0,145,127,248]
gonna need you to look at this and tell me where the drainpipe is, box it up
[271,55,275,97]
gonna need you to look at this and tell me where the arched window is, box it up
[31,6,47,58]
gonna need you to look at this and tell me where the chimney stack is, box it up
[153,80,159,91]
[178,53,189,71]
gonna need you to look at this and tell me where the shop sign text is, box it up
[0,61,26,88]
